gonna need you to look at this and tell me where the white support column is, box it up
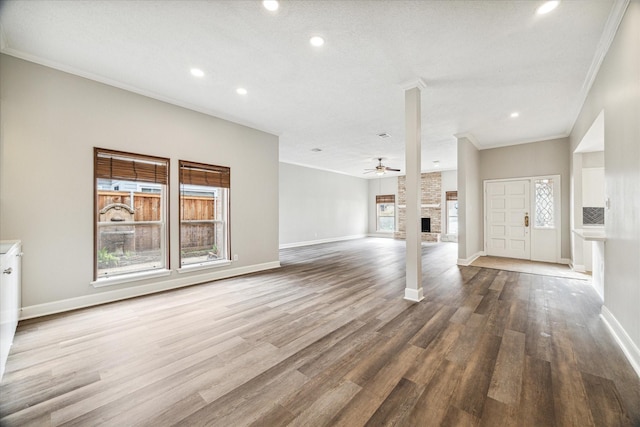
[403,79,426,302]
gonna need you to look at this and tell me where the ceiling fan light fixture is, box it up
[364,157,400,175]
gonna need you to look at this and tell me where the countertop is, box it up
[572,228,606,242]
[0,240,21,256]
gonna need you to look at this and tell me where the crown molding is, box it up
[400,78,427,91]
[478,133,570,151]
[278,160,368,178]
[566,0,629,135]
[453,131,570,151]
[0,48,283,138]
[454,132,481,150]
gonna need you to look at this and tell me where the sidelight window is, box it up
[534,178,554,228]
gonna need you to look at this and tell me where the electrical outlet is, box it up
[233,254,238,261]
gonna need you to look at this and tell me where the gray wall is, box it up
[569,3,640,358]
[479,138,571,259]
[582,151,604,168]
[457,137,482,262]
[279,163,368,247]
[0,55,280,316]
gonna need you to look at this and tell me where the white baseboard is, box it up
[571,263,587,273]
[279,234,366,249]
[20,261,281,320]
[559,258,571,265]
[366,233,395,239]
[457,251,485,266]
[404,287,424,302]
[600,306,640,378]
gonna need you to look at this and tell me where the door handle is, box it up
[524,213,529,227]
[3,268,12,275]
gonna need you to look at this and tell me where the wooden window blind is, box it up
[446,191,458,201]
[376,195,395,204]
[179,161,230,188]
[95,148,168,184]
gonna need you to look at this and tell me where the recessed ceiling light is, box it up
[236,87,248,95]
[536,1,559,15]
[263,0,279,12]
[377,133,391,139]
[433,160,440,167]
[510,112,520,118]
[190,68,204,77]
[310,36,325,47]
[311,148,322,152]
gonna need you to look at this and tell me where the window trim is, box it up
[91,268,171,288]
[533,178,556,229]
[445,191,458,235]
[94,148,170,282]
[375,194,396,233]
[178,160,231,268]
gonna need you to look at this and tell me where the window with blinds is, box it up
[446,191,458,235]
[94,148,170,280]
[376,194,396,232]
[179,160,230,267]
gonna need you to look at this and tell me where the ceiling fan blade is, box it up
[384,167,401,172]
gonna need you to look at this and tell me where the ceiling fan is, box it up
[364,158,401,175]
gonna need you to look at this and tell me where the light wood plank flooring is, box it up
[1,238,638,426]
[470,255,591,280]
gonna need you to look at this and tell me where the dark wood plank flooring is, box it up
[1,238,638,426]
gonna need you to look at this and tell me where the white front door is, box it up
[485,180,531,259]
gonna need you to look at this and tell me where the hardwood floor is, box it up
[1,238,638,426]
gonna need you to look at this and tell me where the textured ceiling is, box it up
[0,0,621,178]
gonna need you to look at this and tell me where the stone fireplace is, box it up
[394,172,442,242]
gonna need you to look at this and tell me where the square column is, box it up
[403,79,426,302]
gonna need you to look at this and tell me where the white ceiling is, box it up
[0,0,623,178]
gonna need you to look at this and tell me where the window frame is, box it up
[93,148,170,282]
[533,178,556,229]
[375,194,396,233]
[178,160,231,269]
[445,191,458,235]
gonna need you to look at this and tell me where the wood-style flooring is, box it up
[1,238,639,426]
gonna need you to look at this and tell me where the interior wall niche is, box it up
[395,172,442,242]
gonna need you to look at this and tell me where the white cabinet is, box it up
[0,240,21,381]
